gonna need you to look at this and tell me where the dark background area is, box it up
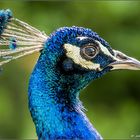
[0,1,140,139]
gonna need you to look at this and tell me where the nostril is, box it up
[116,53,128,60]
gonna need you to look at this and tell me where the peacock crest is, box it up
[0,9,47,66]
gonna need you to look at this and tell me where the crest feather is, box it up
[0,9,48,67]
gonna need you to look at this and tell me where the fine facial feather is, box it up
[64,43,101,71]
[63,39,120,72]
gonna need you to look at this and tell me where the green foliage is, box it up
[0,1,140,139]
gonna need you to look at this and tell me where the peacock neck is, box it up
[28,54,102,140]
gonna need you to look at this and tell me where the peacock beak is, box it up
[109,50,140,70]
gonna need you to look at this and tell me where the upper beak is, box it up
[109,50,140,70]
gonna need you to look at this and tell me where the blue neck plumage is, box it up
[28,58,102,140]
[28,27,108,140]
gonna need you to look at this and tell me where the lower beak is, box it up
[109,50,140,70]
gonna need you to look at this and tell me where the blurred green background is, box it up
[0,1,140,139]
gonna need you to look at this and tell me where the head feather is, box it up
[0,9,48,67]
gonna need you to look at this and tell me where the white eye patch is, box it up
[63,43,101,71]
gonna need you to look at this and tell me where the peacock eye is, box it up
[81,43,99,60]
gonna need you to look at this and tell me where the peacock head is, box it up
[41,26,140,90]
[0,10,140,92]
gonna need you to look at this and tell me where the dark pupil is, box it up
[85,47,96,57]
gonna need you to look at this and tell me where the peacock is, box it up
[0,9,140,140]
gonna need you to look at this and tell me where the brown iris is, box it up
[81,44,99,60]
